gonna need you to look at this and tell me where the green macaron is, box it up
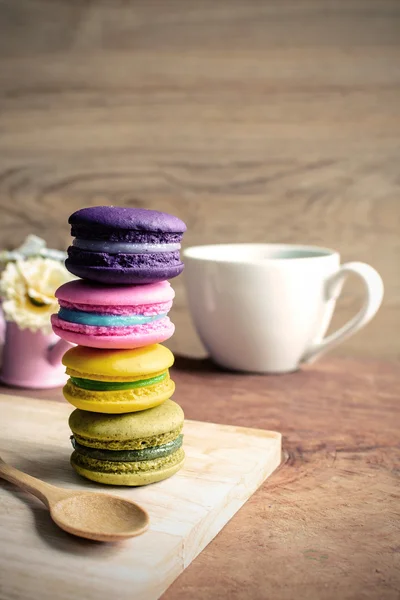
[68,399,185,486]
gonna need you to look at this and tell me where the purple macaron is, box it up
[65,206,187,284]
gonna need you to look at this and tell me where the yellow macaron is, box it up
[62,344,175,413]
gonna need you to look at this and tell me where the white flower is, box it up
[0,258,74,333]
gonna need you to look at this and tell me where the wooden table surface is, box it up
[2,356,399,600]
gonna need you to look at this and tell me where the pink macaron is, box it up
[51,280,175,349]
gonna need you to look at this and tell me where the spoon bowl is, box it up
[0,457,149,542]
[51,492,149,542]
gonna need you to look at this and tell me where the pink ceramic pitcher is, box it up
[0,318,71,389]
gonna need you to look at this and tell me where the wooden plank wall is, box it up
[0,0,399,359]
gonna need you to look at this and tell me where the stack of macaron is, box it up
[52,206,186,486]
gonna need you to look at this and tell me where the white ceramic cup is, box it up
[183,244,384,373]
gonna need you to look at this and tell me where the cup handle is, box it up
[47,338,73,366]
[301,262,384,364]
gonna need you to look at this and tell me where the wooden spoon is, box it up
[0,457,149,542]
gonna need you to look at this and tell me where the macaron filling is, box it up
[71,434,183,462]
[70,372,167,391]
[58,307,166,327]
[67,246,182,268]
[73,239,181,254]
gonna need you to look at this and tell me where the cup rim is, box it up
[183,243,339,264]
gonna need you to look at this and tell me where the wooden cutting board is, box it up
[0,394,281,600]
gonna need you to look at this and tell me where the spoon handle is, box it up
[0,457,67,507]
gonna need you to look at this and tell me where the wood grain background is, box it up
[0,0,399,358]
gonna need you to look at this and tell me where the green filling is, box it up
[71,435,183,462]
[70,372,167,391]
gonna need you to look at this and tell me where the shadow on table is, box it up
[172,353,281,377]
[172,354,220,373]
[1,482,125,556]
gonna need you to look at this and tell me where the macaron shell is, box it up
[52,315,175,349]
[73,425,182,451]
[69,399,184,444]
[65,261,184,285]
[71,451,185,486]
[69,206,187,233]
[72,447,184,474]
[63,378,175,414]
[55,279,175,306]
[62,344,174,379]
